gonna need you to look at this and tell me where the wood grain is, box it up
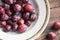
[37,0,60,40]
[49,0,60,8]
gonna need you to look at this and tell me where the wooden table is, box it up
[37,0,60,40]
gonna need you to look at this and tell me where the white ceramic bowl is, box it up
[0,0,50,40]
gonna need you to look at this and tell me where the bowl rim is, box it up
[28,0,50,40]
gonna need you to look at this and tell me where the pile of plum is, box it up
[0,0,37,33]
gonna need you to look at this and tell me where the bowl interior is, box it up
[0,0,39,35]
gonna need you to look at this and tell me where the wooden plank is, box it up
[50,7,60,23]
[49,0,60,8]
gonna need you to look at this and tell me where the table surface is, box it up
[36,0,60,40]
